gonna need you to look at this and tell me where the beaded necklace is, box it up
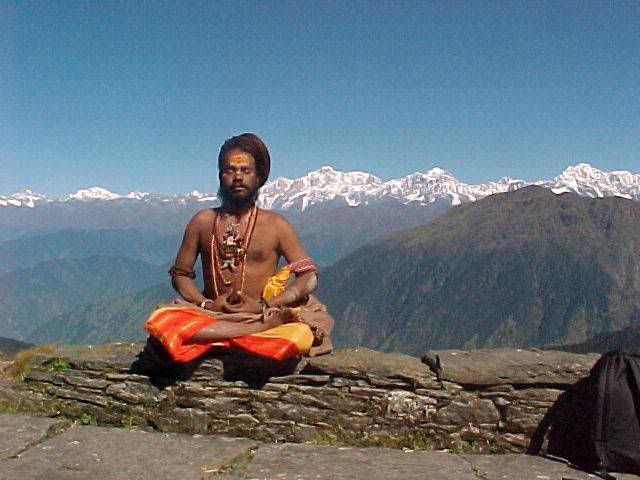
[210,204,258,298]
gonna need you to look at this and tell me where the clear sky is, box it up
[2,1,639,196]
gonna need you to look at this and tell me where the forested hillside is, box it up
[320,187,640,355]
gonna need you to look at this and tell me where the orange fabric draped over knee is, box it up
[144,305,314,362]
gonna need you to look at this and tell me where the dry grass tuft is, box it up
[3,345,58,380]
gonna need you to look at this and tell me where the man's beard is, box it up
[218,184,259,210]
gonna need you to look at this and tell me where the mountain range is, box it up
[1,162,639,352]
[1,163,637,257]
[2,163,639,211]
[0,336,33,358]
[18,186,640,353]
[28,282,176,345]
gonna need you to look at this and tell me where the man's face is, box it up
[219,149,259,205]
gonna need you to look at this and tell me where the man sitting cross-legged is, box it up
[145,133,334,362]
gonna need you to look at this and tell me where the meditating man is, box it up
[145,133,334,362]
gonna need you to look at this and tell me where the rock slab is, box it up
[0,414,69,460]
[0,419,257,480]
[2,415,639,480]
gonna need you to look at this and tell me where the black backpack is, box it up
[529,350,640,478]
[590,350,640,478]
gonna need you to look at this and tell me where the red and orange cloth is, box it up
[144,260,319,362]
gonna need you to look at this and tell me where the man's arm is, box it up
[265,271,317,308]
[265,214,334,356]
[266,216,318,308]
[170,212,209,306]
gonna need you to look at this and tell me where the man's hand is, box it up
[205,292,263,315]
[227,292,263,315]
[206,294,229,312]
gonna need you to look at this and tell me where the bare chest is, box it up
[199,216,279,268]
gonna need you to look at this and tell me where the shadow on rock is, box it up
[130,337,300,389]
[213,353,301,387]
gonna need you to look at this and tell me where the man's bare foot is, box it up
[265,307,297,329]
[309,338,333,357]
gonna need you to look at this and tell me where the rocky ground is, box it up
[1,413,638,480]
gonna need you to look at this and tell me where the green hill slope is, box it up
[318,186,640,356]
[30,282,175,344]
[0,256,168,340]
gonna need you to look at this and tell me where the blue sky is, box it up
[2,1,639,196]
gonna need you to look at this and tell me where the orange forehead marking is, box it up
[227,153,251,166]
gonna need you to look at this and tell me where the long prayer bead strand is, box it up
[210,205,257,299]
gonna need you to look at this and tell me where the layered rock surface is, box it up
[1,344,599,454]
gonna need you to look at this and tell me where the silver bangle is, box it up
[199,299,213,308]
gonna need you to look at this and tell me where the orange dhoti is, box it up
[144,303,320,362]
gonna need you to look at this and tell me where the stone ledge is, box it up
[424,348,598,386]
[0,344,601,453]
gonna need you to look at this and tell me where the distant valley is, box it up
[551,325,640,354]
[0,229,180,274]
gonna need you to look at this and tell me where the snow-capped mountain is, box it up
[0,190,49,208]
[62,187,122,202]
[259,166,384,210]
[377,168,526,206]
[2,163,638,211]
[541,163,640,200]
[258,163,638,210]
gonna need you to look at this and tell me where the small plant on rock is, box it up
[79,412,98,426]
[46,358,71,372]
